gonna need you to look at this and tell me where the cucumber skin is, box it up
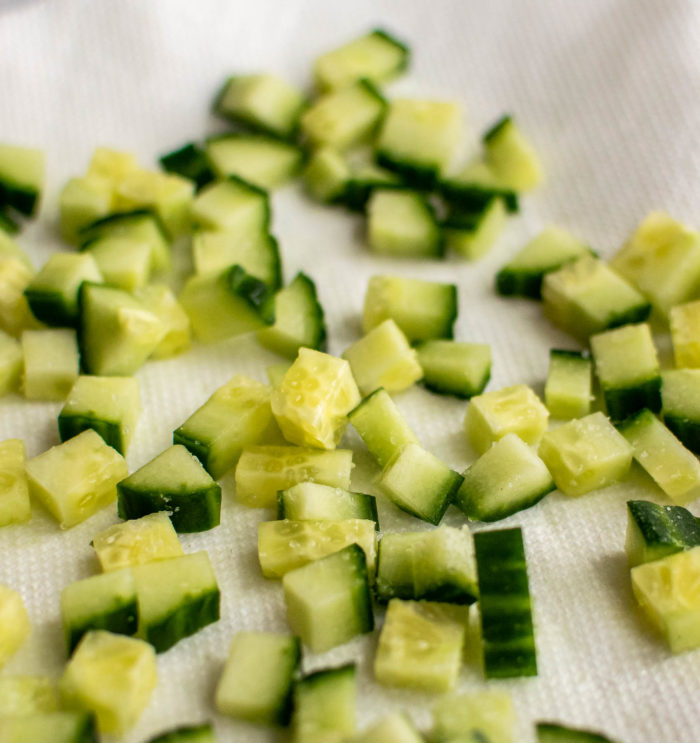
[664,414,700,455]
[67,600,138,655]
[496,267,549,299]
[626,499,700,563]
[159,143,215,191]
[24,290,77,328]
[603,377,661,422]
[536,721,619,742]
[0,210,20,234]
[459,479,554,523]
[143,588,220,653]
[0,182,38,217]
[59,414,126,455]
[376,152,441,190]
[441,180,519,214]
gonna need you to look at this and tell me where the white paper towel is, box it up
[1,1,700,741]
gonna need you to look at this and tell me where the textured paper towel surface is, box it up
[1,0,700,740]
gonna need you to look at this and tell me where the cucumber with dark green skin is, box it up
[536,722,621,743]
[0,711,99,743]
[0,145,44,217]
[292,664,356,743]
[626,500,700,567]
[441,177,518,214]
[661,369,700,454]
[474,527,537,678]
[160,143,215,191]
[0,210,20,234]
[417,340,491,399]
[276,482,378,527]
[146,723,216,742]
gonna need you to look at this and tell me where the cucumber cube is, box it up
[0,143,45,216]
[59,630,157,734]
[417,340,491,399]
[443,196,507,260]
[292,664,356,743]
[0,711,98,743]
[538,412,633,497]
[277,482,378,525]
[0,438,30,526]
[134,284,191,359]
[483,115,542,191]
[91,512,183,572]
[21,328,79,401]
[661,369,700,454]
[0,329,22,396]
[374,599,468,692]
[465,383,549,454]
[85,236,152,291]
[0,256,37,337]
[302,147,351,203]
[343,161,402,211]
[670,299,700,368]
[0,227,31,267]
[26,429,128,528]
[215,631,300,725]
[59,175,113,244]
[352,712,423,743]
[191,175,269,233]
[432,690,515,743]
[544,349,592,419]
[86,147,139,186]
[441,159,519,214]
[0,675,58,715]
[0,584,30,668]
[146,724,216,743]
[282,544,373,652]
[159,142,215,191]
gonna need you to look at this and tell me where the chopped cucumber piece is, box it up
[376,525,477,604]
[367,188,443,258]
[474,527,537,678]
[134,284,191,359]
[86,147,139,186]
[159,142,214,190]
[118,444,221,532]
[456,433,554,522]
[59,176,113,244]
[0,329,22,396]
[21,328,79,401]
[363,274,458,343]
[343,161,402,212]
[257,272,327,358]
[544,349,592,419]
[132,551,220,652]
[669,299,700,368]
[91,512,183,572]
[0,256,38,337]
[536,722,620,743]
[347,387,419,467]
[432,690,515,743]
[625,500,700,567]
[59,630,157,734]
[215,631,300,725]
[374,599,468,692]
[235,445,353,508]
[441,160,519,214]
[541,255,651,341]
[84,236,152,291]
[191,175,269,232]
[258,518,377,578]
[314,28,409,91]
[146,724,216,743]
[0,228,33,269]
[26,429,128,529]
[496,226,592,299]
[350,712,423,743]
[538,412,633,497]
[590,323,660,421]
[174,374,273,479]
[24,252,102,327]
[465,383,549,454]
[0,675,58,715]
[0,143,45,216]
[283,544,373,652]
[60,568,138,654]
[301,79,387,151]
[376,99,463,187]
[377,442,463,525]
[0,584,30,668]
[0,711,98,743]
[277,482,378,525]
[292,664,356,743]
[417,340,491,399]
[661,369,700,454]
[443,196,507,260]
[483,115,542,191]
[618,410,700,504]
[302,147,351,203]
[342,318,422,396]
[214,73,306,139]
[0,439,30,526]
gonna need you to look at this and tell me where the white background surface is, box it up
[1,1,700,741]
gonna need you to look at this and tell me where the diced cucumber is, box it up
[536,722,620,743]
[0,675,58,715]
[132,551,220,653]
[661,369,700,454]
[21,328,79,401]
[314,28,409,91]
[544,349,592,419]
[258,518,377,578]
[440,160,519,214]
[538,412,633,497]
[590,323,660,421]
[235,445,353,508]
[431,690,515,743]
[214,73,306,139]
[215,631,300,725]
[79,282,166,376]
[541,255,651,341]
[376,443,463,525]
[59,375,141,455]
[60,568,138,654]
[375,525,477,604]
[456,433,554,521]
[84,236,152,291]
[474,527,537,678]
[292,664,356,743]
[283,544,373,652]
[205,134,304,190]
[257,272,327,358]
[302,147,351,203]
[174,374,273,479]
[0,330,22,396]
[91,512,183,572]
[625,500,700,567]
[59,630,157,734]
[86,147,139,186]
[367,188,443,258]
[134,284,191,359]
[117,445,221,532]
[350,712,423,743]
[59,176,113,244]
[159,142,215,190]
[0,257,38,337]
[347,387,419,468]
[610,211,700,318]
[376,99,463,187]
[374,599,468,692]
[417,340,491,399]
[0,711,98,743]
[0,584,30,668]
[0,228,33,269]
[146,724,216,743]
[363,275,458,343]
[343,160,402,212]
[0,144,45,216]
[483,115,542,191]
[631,545,700,652]
[496,226,592,299]
[192,230,282,289]
[465,383,549,454]
[0,439,30,527]
[443,197,507,260]
[277,482,378,525]
[26,429,128,529]
[24,252,102,327]
[301,79,387,151]
[342,318,422,396]
[191,175,269,233]
[670,299,700,368]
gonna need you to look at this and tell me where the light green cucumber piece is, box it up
[133,284,191,359]
[267,361,292,388]
[0,256,36,338]
[84,236,152,291]
[146,724,216,743]
[59,175,113,244]
[417,340,491,399]
[0,675,58,715]
[536,721,621,743]
[117,444,221,532]
[0,143,45,216]
[662,369,700,454]
[0,439,30,527]
[670,299,700,368]
[303,147,351,203]
[544,350,592,419]
[277,482,378,526]
[21,328,79,401]
[0,584,29,668]
[443,196,507,260]
[483,115,542,191]
[350,712,423,743]
[283,545,373,652]
[0,229,32,269]
[432,690,515,743]
[215,631,300,725]
[0,711,98,743]
[191,175,270,232]
[440,159,518,214]
[0,329,22,396]
[292,664,356,743]
[625,500,700,567]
